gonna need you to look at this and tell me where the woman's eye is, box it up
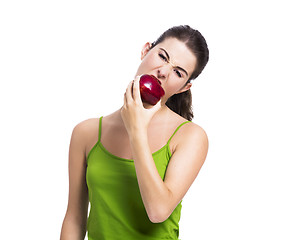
[159,53,168,62]
[174,69,182,78]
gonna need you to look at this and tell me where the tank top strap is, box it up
[167,120,191,145]
[98,116,103,142]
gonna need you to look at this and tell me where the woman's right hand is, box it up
[120,76,162,138]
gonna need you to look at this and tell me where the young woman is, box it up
[60,25,209,240]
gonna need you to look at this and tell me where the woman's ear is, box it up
[176,82,192,94]
[141,42,152,60]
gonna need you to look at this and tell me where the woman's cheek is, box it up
[162,85,180,99]
[165,81,185,95]
[137,56,156,74]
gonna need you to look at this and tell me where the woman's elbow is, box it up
[147,206,171,223]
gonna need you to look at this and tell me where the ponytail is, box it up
[165,89,193,121]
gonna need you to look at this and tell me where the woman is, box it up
[60,25,209,240]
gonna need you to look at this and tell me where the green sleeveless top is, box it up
[86,116,191,240]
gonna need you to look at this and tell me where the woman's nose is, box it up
[157,64,172,80]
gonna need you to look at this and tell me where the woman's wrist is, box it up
[129,127,148,144]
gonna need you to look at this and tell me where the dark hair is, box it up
[151,25,209,121]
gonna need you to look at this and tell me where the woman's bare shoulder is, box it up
[170,111,208,140]
[70,118,100,147]
[172,115,208,147]
[165,111,208,154]
[73,118,100,135]
[179,123,208,161]
[71,118,101,158]
[71,111,119,145]
[185,121,208,143]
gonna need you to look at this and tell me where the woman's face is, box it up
[135,37,197,104]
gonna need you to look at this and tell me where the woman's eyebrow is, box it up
[159,48,188,76]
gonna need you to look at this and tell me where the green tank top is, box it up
[86,116,191,240]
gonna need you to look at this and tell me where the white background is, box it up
[1,0,294,239]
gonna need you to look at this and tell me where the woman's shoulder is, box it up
[71,118,101,158]
[164,110,207,151]
[73,118,100,134]
[71,110,122,141]
[169,110,207,138]
[183,121,208,144]
[171,113,208,147]
[71,118,100,146]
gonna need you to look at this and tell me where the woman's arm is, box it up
[60,122,89,240]
[130,123,208,223]
[121,77,208,223]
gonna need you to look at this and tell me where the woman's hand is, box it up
[120,75,162,137]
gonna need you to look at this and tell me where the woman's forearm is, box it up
[130,130,173,223]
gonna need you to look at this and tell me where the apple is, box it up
[139,74,165,105]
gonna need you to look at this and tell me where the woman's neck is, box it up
[115,104,171,126]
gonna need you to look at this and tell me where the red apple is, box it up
[139,74,165,105]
